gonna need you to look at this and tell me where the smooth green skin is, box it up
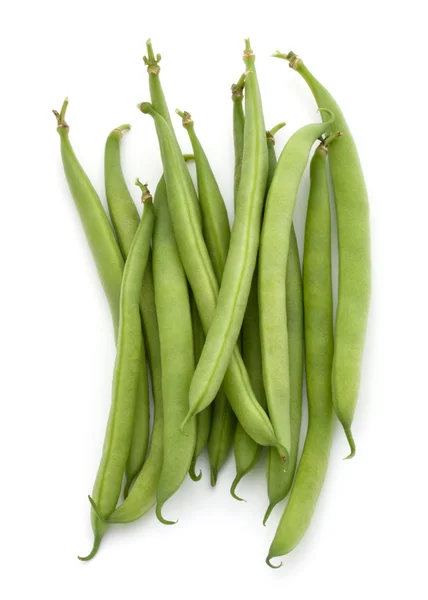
[278,53,371,457]
[101,181,167,525]
[54,102,140,559]
[152,176,196,524]
[232,75,245,210]
[189,294,212,482]
[105,126,161,497]
[82,198,155,560]
[179,111,236,484]
[231,131,279,500]
[144,40,201,224]
[140,102,280,452]
[264,227,303,523]
[267,146,334,567]
[178,113,230,279]
[259,116,333,460]
[208,390,236,486]
[54,103,123,335]
[188,40,269,420]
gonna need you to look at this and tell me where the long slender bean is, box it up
[105,124,161,497]
[80,182,154,560]
[153,176,196,524]
[187,39,269,420]
[231,123,285,501]
[274,51,370,457]
[259,112,333,462]
[264,227,303,523]
[266,137,336,567]
[177,109,237,483]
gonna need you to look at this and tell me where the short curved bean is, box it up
[152,176,196,524]
[189,294,212,482]
[177,109,236,484]
[275,51,371,457]
[231,123,285,501]
[266,138,335,567]
[80,182,154,560]
[259,112,333,462]
[187,39,269,422]
[139,101,280,453]
[105,124,161,497]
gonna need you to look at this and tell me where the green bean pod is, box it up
[231,74,245,210]
[177,109,236,484]
[53,99,123,333]
[263,120,303,517]
[105,125,162,496]
[189,295,212,482]
[231,124,285,500]
[152,176,196,524]
[187,39,269,419]
[144,40,201,223]
[98,181,168,526]
[259,113,333,462]
[81,184,155,560]
[267,140,335,567]
[275,51,371,457]
[264,227,303,522]
[139,101,280,453]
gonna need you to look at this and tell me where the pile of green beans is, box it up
[54,39,370,567]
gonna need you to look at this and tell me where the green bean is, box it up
[274,51,370,457]
[176,110,230,279]
[231,73,246,210]
[266,137,336,567]
[186,39,269,422]
[139,101,280,453]
[259,112,333,463]
[189,294,212,482]
[264,227,303,523]
[176,109,237,483]
[263,122,303,518]
[53,99,123,334]
[105,124,161,497]
[95,180,168,526]
[231,123,285,501]
[144,40,201,223]
[80,182,155,560]
[53,100,124,558]
[152,176,196,524]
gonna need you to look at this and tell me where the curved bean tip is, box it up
[156,504,178,526]
[343,426,356,459]
[77,533,102,562]
[266,556,283,569]
[189,462,202,482]
[230,477,246,502]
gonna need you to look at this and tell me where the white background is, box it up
[1,0,427,598]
